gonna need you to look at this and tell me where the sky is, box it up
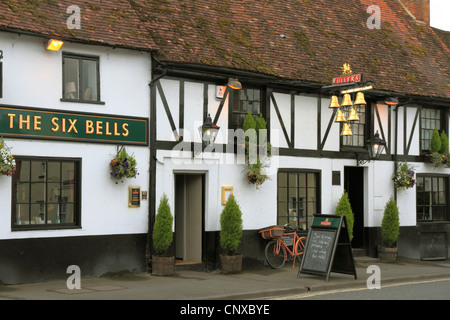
[430,0,450,31]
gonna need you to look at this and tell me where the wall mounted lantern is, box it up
[46,39,64,51]
[198,113,220,148]
[358,130,386,165]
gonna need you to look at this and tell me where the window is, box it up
[417,175,448,222]
[277,170,320,230]
[342,104,366,147]
[421,108,441,152]
[230,88,261,130]
[12,157,81,229]
[62,53,101,103]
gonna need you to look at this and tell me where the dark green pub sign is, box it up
[0,105,148,145]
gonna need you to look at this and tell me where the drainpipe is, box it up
[146,54,167,273]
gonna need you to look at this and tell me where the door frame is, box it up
[174,172,206,264]
[344,166,365,249]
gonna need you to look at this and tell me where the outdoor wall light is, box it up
[384,97,399,106]
[368,131,386,160]
[46,39,64,51]
[357,131,387,165]
[199,113,220,148]
[227,78,242,90]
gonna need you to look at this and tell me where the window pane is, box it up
[47,162,60,182]
[278,172,287,187]
[15,203,29,225]
[61,203,75,223]
[278,187,287,202]
[31,183,45,203]
[289,173,297,187]
[416,175,448,222]
[17,160,30,181]
[31,161,46,181]
[63,58,79,99]
[82,60,98,101]
[278,171,319,230]
[12,158,80,229]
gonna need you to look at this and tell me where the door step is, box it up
[352,248,367,257]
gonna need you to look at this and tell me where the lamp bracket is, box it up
[356,153,371,166]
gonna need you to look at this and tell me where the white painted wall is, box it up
[0,32,151,240]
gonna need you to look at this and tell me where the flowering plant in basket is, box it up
[0,137,16,176]
[110,146,138,183]
[392,162,415,190]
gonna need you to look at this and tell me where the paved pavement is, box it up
[0,256,449,300]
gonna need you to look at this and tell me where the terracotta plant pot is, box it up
[220,254,242,274]
[378,246,398,263]
[152,255,175,276]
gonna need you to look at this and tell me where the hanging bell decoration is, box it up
[347,108,360,121]
[328,95,340,108]
[334,109,346,122]
[340,94,353,107]
[354,91,367,105]
[340,123,353,136]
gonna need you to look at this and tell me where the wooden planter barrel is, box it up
[220,254,242,274]
[152,255,175,276]
[378,246,398,263]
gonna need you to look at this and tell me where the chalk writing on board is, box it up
[302,230,336,272]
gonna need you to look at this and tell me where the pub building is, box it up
[0,0,449,283]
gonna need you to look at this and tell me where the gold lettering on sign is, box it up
[19,115,30,130]
[7,114,15,128]
[33,116,42,131]
[122,123,129,137]
[86,120,94,134]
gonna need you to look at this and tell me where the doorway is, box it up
[174,174,204,264]
[344,167,364,248]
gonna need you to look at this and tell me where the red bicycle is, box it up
[259,225,306,269]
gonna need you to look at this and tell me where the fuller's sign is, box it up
[0,105,148,145]
[332,73,363,85]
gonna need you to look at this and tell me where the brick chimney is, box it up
[399,0,430,25]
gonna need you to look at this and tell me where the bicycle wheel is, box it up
[295,237,306,264]
[265,240,286,269]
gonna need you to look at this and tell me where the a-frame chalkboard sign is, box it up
[297,214,357,282]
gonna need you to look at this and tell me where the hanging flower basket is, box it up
[109,146,138,184]
[244,162,269,188]
[392,162,416,190]
[0,137,16,177]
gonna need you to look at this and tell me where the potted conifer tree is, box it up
[220,195,243,274]
[335,192,354,242]
[152,194,174,276]
[378,197,400,262]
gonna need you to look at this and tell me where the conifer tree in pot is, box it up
[152,194,174,276]
[220,195,243,274]
[335,192,354,242]
[378,197,400,263]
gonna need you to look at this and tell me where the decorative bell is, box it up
[328,96,340,108]
[340,94,353,107]
[354,92,367,105]
[334,109,346,122]
[340,123,353,136]
[347,108,360,121]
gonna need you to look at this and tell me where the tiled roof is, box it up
[132,0,449,99]
[0,0,449,99]
[0,0,157,50]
